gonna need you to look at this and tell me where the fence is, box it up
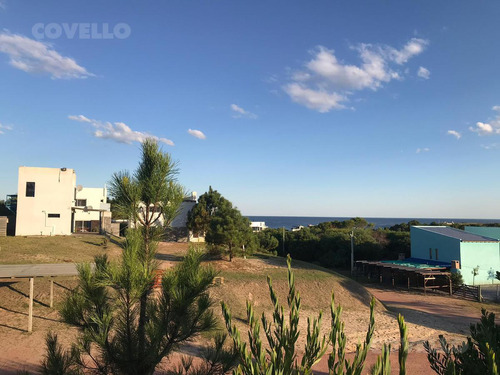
[453,284,482,301]
[0,216,8,236]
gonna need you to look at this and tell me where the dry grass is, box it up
[0,240,493,374]
[0,234,123,264]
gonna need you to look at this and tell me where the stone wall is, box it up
[0,216,8,236]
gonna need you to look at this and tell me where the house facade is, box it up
[411,226,500,285]
[16,167,76,235]
[73,187,110,233]
[14,166,113,236]
[250,221,267,232]
[130,193,203,242]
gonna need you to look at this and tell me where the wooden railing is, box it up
[453,284,482,301]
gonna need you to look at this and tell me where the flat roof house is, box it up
[250,221,267,232]
[16,167,76,235]
[14,166,112,236]
[411,226,500,285]
[74,187,110,233]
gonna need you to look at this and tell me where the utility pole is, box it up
[350,230,354,275]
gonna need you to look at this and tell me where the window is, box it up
[48,213,60,218]
[26,182,35,197]
[75,220,92,233]
[75,199,87,207]
[429,248,432,259]
[435,248,439,260]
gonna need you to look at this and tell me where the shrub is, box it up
[425,309,500,374]
[221,255,409,375]
[451,271,464,288]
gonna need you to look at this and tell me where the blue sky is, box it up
[1,1,500,218]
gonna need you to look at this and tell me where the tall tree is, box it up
[188,187,253,261]
[187,186,227,237]
[206,204,253,261]
[256,230,280,253]
[46,139,217,375]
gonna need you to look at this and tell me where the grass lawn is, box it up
[0,234,123,264]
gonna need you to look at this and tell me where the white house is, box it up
[73,187,110,233]
[250,221,267,232]
[16,167,76,235]
[129,192,204,242]
[14,166,113,236]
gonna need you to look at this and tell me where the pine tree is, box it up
[188,187,253,261]
[44,139,218,375]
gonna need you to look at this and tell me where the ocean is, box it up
[246,216,500,230]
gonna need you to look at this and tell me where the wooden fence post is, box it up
[28,278,34,333]
[50,279,54,308]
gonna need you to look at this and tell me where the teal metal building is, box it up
[410,226,500,285]
[464,226,500,240]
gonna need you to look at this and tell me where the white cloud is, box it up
[284,83,346,112]
[0,32,93,79]
[471,122,495,135]
[284,38,428,112]
[68,115,174,146]
[447,130,461,139]
[230,104,257,119]
[388,38,428,64]
[0,122,13,134]
[416,147,430,153]
[470,106,500,136]
[68,114,92,123]
[0,1,6,10]
[417,66,430,79]
[187,129,206,140]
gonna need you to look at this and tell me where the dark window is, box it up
[26,182,35,197]
[48,213,60,218]
[429,248,432,259]
[435,249,439,260]
[75,199,87,207]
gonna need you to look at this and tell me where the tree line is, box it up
[187,198,415,268]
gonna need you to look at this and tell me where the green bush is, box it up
[425,309,500,374]
[450,271,463,288]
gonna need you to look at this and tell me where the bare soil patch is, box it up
[0,241,498,374]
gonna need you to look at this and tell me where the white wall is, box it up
[16,167,76,236]
[74,187,107,222]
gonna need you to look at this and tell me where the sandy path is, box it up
[367,286,484,336]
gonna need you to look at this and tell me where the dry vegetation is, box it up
[1,238,499,374]
[0,234,123,264]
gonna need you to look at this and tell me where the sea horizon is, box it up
[245,215,500,230]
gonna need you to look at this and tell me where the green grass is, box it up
[0,234,123,264]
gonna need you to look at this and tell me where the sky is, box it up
[1,1,500,219]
